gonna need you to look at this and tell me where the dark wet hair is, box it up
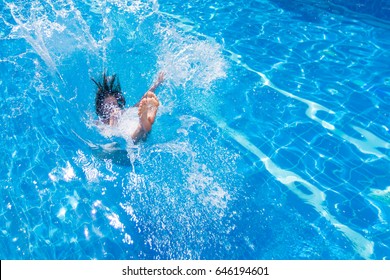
[92,72,126,120]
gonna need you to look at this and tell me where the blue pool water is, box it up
[1,0,389,260]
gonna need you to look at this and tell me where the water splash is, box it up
[156,24,227,90]
[119,114,241,259]
[5,0,101,79]
[104,0,159,17]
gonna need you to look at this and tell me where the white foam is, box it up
[156,25,227,89]
[48,161,77,183]
[105,0,159,15]
[63,161,76,182]
[6,0,100,79]
[97,107,139,145]
[106,212,125,231]
[66,191,80,210]
[74,149,103,183]
[57,207,67,220]
[123,233,134,245]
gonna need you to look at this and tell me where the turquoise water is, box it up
[0,0,389,260]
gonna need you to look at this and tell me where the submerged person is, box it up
[92,71,164,143]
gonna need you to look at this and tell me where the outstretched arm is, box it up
[148,72,165,93]
[134,72,165,107]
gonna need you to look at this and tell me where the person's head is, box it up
[92,72,126,123]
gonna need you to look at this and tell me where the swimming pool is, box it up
[0,0,389,260]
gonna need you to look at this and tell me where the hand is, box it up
[156,71,165,86]
[148,71,165,92]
